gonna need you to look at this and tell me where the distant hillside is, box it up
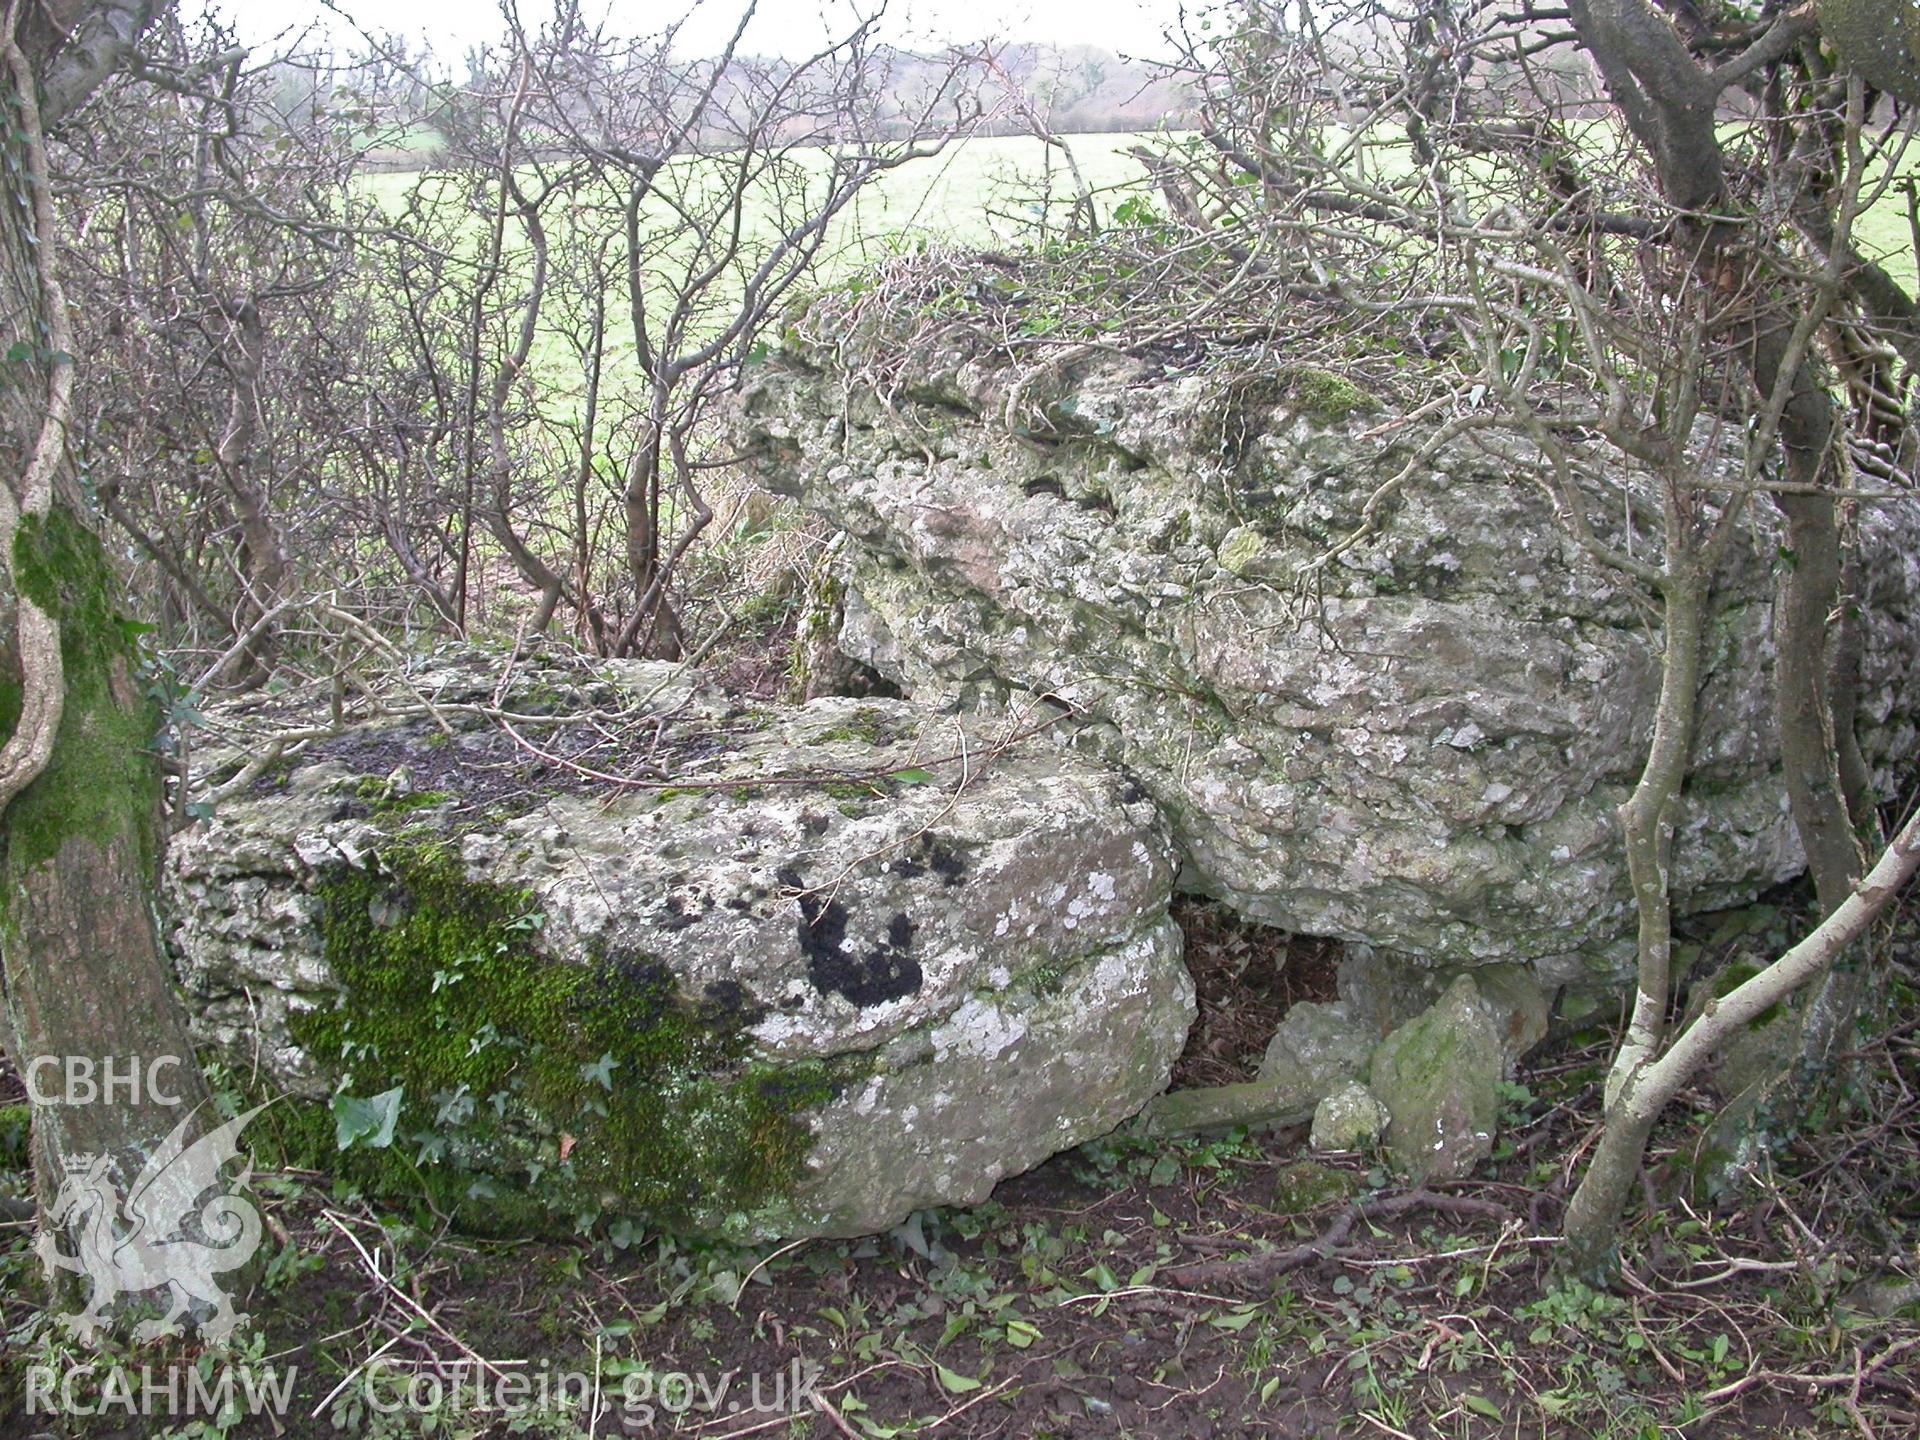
[352,40,1193,169]
[966,42,1193,134]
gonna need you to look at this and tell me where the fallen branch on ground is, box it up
[1166,1189,1513,1290]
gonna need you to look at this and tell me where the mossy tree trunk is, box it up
[3,513,214,1198]
[0,0,220,1310]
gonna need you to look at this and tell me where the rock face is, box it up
[1257,1001,1373,1096]
[166,651,1192,1240]
[737,289,1920,978]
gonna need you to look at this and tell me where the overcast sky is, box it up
[187,0,1191,63]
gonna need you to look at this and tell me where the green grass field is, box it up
[822,131,1160,254]
[1847,163,1919,295]
[354,132,1167,419]
[353,124,1920,424]
[358,130,1165,280]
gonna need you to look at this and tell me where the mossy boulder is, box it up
[1366,976,1504,1183]
[166,651,1193,1241]
[1822,0,1920,104]
[1269,1158,1360,1212]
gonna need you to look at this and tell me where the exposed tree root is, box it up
[1166,1189,1513,1290]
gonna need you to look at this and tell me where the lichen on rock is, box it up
[734,254,1920,981]
[165,649,1194,1240]
[1310,1082,1390,1153]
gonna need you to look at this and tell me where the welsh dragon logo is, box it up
[35,1104,269,1345]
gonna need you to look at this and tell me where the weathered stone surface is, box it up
[1459,964,1552,1059]
[1138,1076,1314,1136]
[1367,975,1511,1181]
[1257,1001,1373,1094]
[1311,1082,1390,1153]
[737,293,1920,973]
[166,650,1192,1240]
[792,532,898,701]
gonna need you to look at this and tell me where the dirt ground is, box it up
[2,901,1916,1440]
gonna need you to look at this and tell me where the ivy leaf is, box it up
[935,1364,982,1394]
[580,1052,620,1091]
[1004,1319,1041,1349]
[331,1086,403,1150]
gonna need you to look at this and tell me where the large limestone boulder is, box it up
[737,271,1920,979]
[165,650,1192,1240]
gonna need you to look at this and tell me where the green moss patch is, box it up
[2,508,162,903]
[282,843,833,1234]
[1279,365,1378,424]
[349,776,456,816]
[811,707,896,746]
[0,1103,29,1170]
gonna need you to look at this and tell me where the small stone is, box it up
[1840,1277,1920,1320]
[1367,976,1503,1182]
[1310,1082,1388,1152]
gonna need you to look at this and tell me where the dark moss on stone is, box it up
[885,834,969,888]
[780,865,923,1007]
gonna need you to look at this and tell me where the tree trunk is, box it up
[1607,566,1709,1103]
[1557,0,1885,1262]
[2,511,215,1185]
[210,296,290,685]
[1563,801,1920,1271]
[0,2,225,1332]
[1561,1105,1661,1280]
